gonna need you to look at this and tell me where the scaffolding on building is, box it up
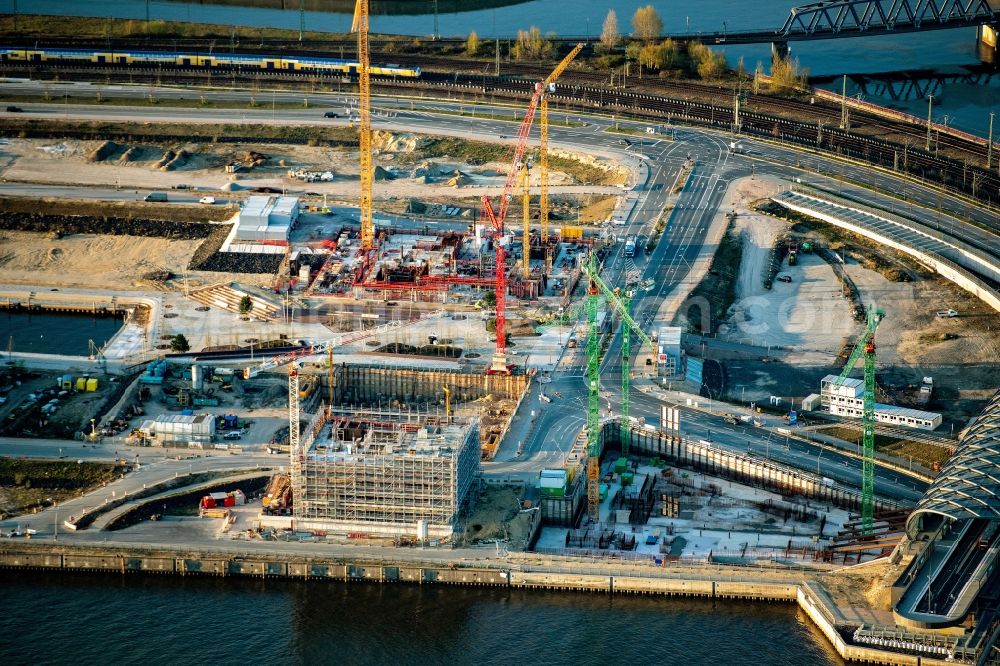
[291,412,480,538]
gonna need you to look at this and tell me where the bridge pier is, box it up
[771,41,791,67]
[977,24,997,65]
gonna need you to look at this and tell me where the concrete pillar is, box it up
[770,41,790,66]
[979,24,998,65]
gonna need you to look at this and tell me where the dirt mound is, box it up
[373,165,395,181]
[371,130,428,153]
[153,150,176,169]
[221,182,246,192]
[241,150,268,168]
[461,485,534,550]
[413,161,443,178]
[87,140,120,162]
[160,149,189,171]
[445,170,472,187]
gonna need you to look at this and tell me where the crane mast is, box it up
[480,43,584,375]
[521,163,531,276]
[580,258,655,520]
[352,0,374,250]
[540,95,550,245]
[620,291,631,454]
[833,307,884,535]
[585,253,602,521]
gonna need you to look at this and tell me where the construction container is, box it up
[86,378,98,392]
[59,375,73,390]
[201,490,246,509]
[614,457,628,474]
[539,468,568,497]
[599,483,609,501]
[193,396,219,407]
[75,377,87,391]
[621,472,634,487]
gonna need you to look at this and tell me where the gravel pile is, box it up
[192,250,283,274]
[0,212,213,239]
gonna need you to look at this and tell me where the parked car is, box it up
[936,309,958,318]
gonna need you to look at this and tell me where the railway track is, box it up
[3,60,997,210]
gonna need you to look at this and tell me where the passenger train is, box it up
[0,47,421,78]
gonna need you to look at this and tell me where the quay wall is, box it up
[0,542,955,665]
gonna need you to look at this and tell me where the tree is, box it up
[466,31,481,56]
[600,10,619,51]
[625,41,642,64]
[689,42,728,80]
[639,40,678,71]
[512,26,554,61]
[171,334,190,353]
[631,5,663,42]
[238,295,254,316]
[769,55,809,93]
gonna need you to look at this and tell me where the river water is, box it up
[0,570,844,665]
[6,0,998,137]
[0,310,122,356]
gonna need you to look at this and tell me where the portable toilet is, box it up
[86,377,98,392]
[76,376,87,391]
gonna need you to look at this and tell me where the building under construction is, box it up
[291,410,480,540]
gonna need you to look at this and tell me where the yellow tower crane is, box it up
[442,385,452,422]
[351,0,374,250]
[539,43,584,246]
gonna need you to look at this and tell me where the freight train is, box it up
[0,47,421,78]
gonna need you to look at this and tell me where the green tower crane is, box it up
[585,253,602,521]
[621,291,631,453]
[832,307,884,535]
[581,257,655,521]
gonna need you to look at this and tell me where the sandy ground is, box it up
[717,176,855,362]
[0,230,205,290]
[724,250,855,360]
[844,260,1000,419]
[0,138,623,199]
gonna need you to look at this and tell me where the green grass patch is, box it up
[2,118,358,145]
[817,425,952,469]
[418,136,508,164]
[1,94,317,111]
[0,457,127,519]
[682,219,742,333]
[547,154,622,186]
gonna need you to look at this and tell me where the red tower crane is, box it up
[481,43,583,375]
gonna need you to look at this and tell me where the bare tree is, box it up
[600,10,619,51]
[466,31,481,56]
[631,5,663,42]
